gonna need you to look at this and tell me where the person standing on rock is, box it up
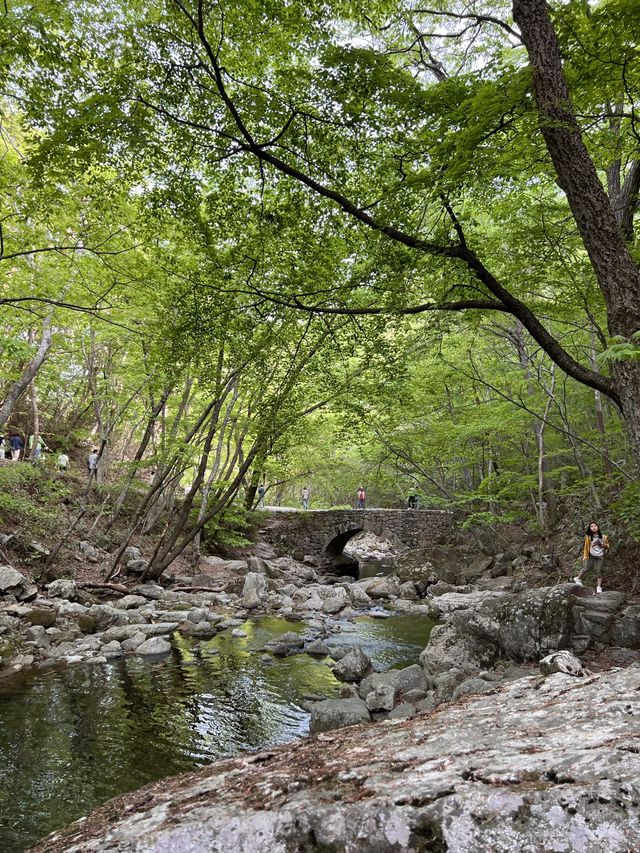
[573,522,609,594]
[301,486,310,510]
[357,486,366,510]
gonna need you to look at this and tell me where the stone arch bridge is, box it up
[257,508,454,563]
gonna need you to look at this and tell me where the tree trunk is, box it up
[513,0,640,465]
[28,379,40,461]
[0,311,54,431]
[105,382,174,529]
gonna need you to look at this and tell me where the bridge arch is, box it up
[323,518,398,556]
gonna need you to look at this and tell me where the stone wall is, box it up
[257,508,454,560]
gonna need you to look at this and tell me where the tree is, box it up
[66,0,632,463]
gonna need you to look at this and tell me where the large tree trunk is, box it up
[0,311,54,431]
[513,0,640,465]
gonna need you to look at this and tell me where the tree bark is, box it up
[0,311,54,431]
[513,0,640,465]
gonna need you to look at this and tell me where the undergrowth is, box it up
[0,464,71,535]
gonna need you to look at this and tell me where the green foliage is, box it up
[600,333,640,364]
[0,0,638,557]
[202,503,254,550]
[0,465,69,531]
[613,481,640,543]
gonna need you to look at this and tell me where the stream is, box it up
[0,613,435,852]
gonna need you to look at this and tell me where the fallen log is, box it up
[78,582,130,595]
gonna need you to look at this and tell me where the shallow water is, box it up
[0,614,434,852]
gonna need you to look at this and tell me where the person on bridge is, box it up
[301,486,310,510]
[357,486,366,510]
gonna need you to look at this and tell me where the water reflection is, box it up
[0,614,434,851]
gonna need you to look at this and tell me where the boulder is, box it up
[309,698,371,733]
[101,640,124,658]
[87,604,132,631]
[242,572,269,609]
[122,546,143,563]
[498,585,574,659]
[387,703,415,720]
[347,584,372,607]
[305,639,331,656]
[540,650,589,677]
[27,541,50,561]
[322,593,349,614]
[186,607,210,624]
[365,684,397,712]
[397,581,418,600]
[79,541,100,563]
[76,614,98,634]
[457,554,493,584]
[332,647,373,683]
[115,595,149,611]
[121,633,146,652]
[428,590,507,618]
[0,565,33,600]
[569,593,628,649]
[25,608,57,628]
[47,579,78,601]
[420,613,500,676]
[452,677,496,700]
[191,574,222,590]
[126,559,148,575]
[611,605,640,649]
[434,668,467,700]
[178,621,218,639]
[358,665,431,700]
[364,577,399,600]
[135,636,172,656]
[103,622,178,642]
[393,664,431,697]
[302,593,323,611]
[25,624,49,645]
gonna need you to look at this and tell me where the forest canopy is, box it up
[1,0,640,568]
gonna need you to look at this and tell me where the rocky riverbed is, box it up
[2,539,640,850]
[31,664,640,852]
[1,543,640,722]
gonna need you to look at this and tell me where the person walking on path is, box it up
[28,434,48,462]
[573,521,610,594]
[301,486,310,510]
[257,482,266,509]
[9,432,23,462]
[357,486,366,510]
[87,448,99,482]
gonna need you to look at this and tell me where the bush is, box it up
[0,464,70,532]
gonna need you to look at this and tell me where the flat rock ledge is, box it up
[32,665,640,853]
